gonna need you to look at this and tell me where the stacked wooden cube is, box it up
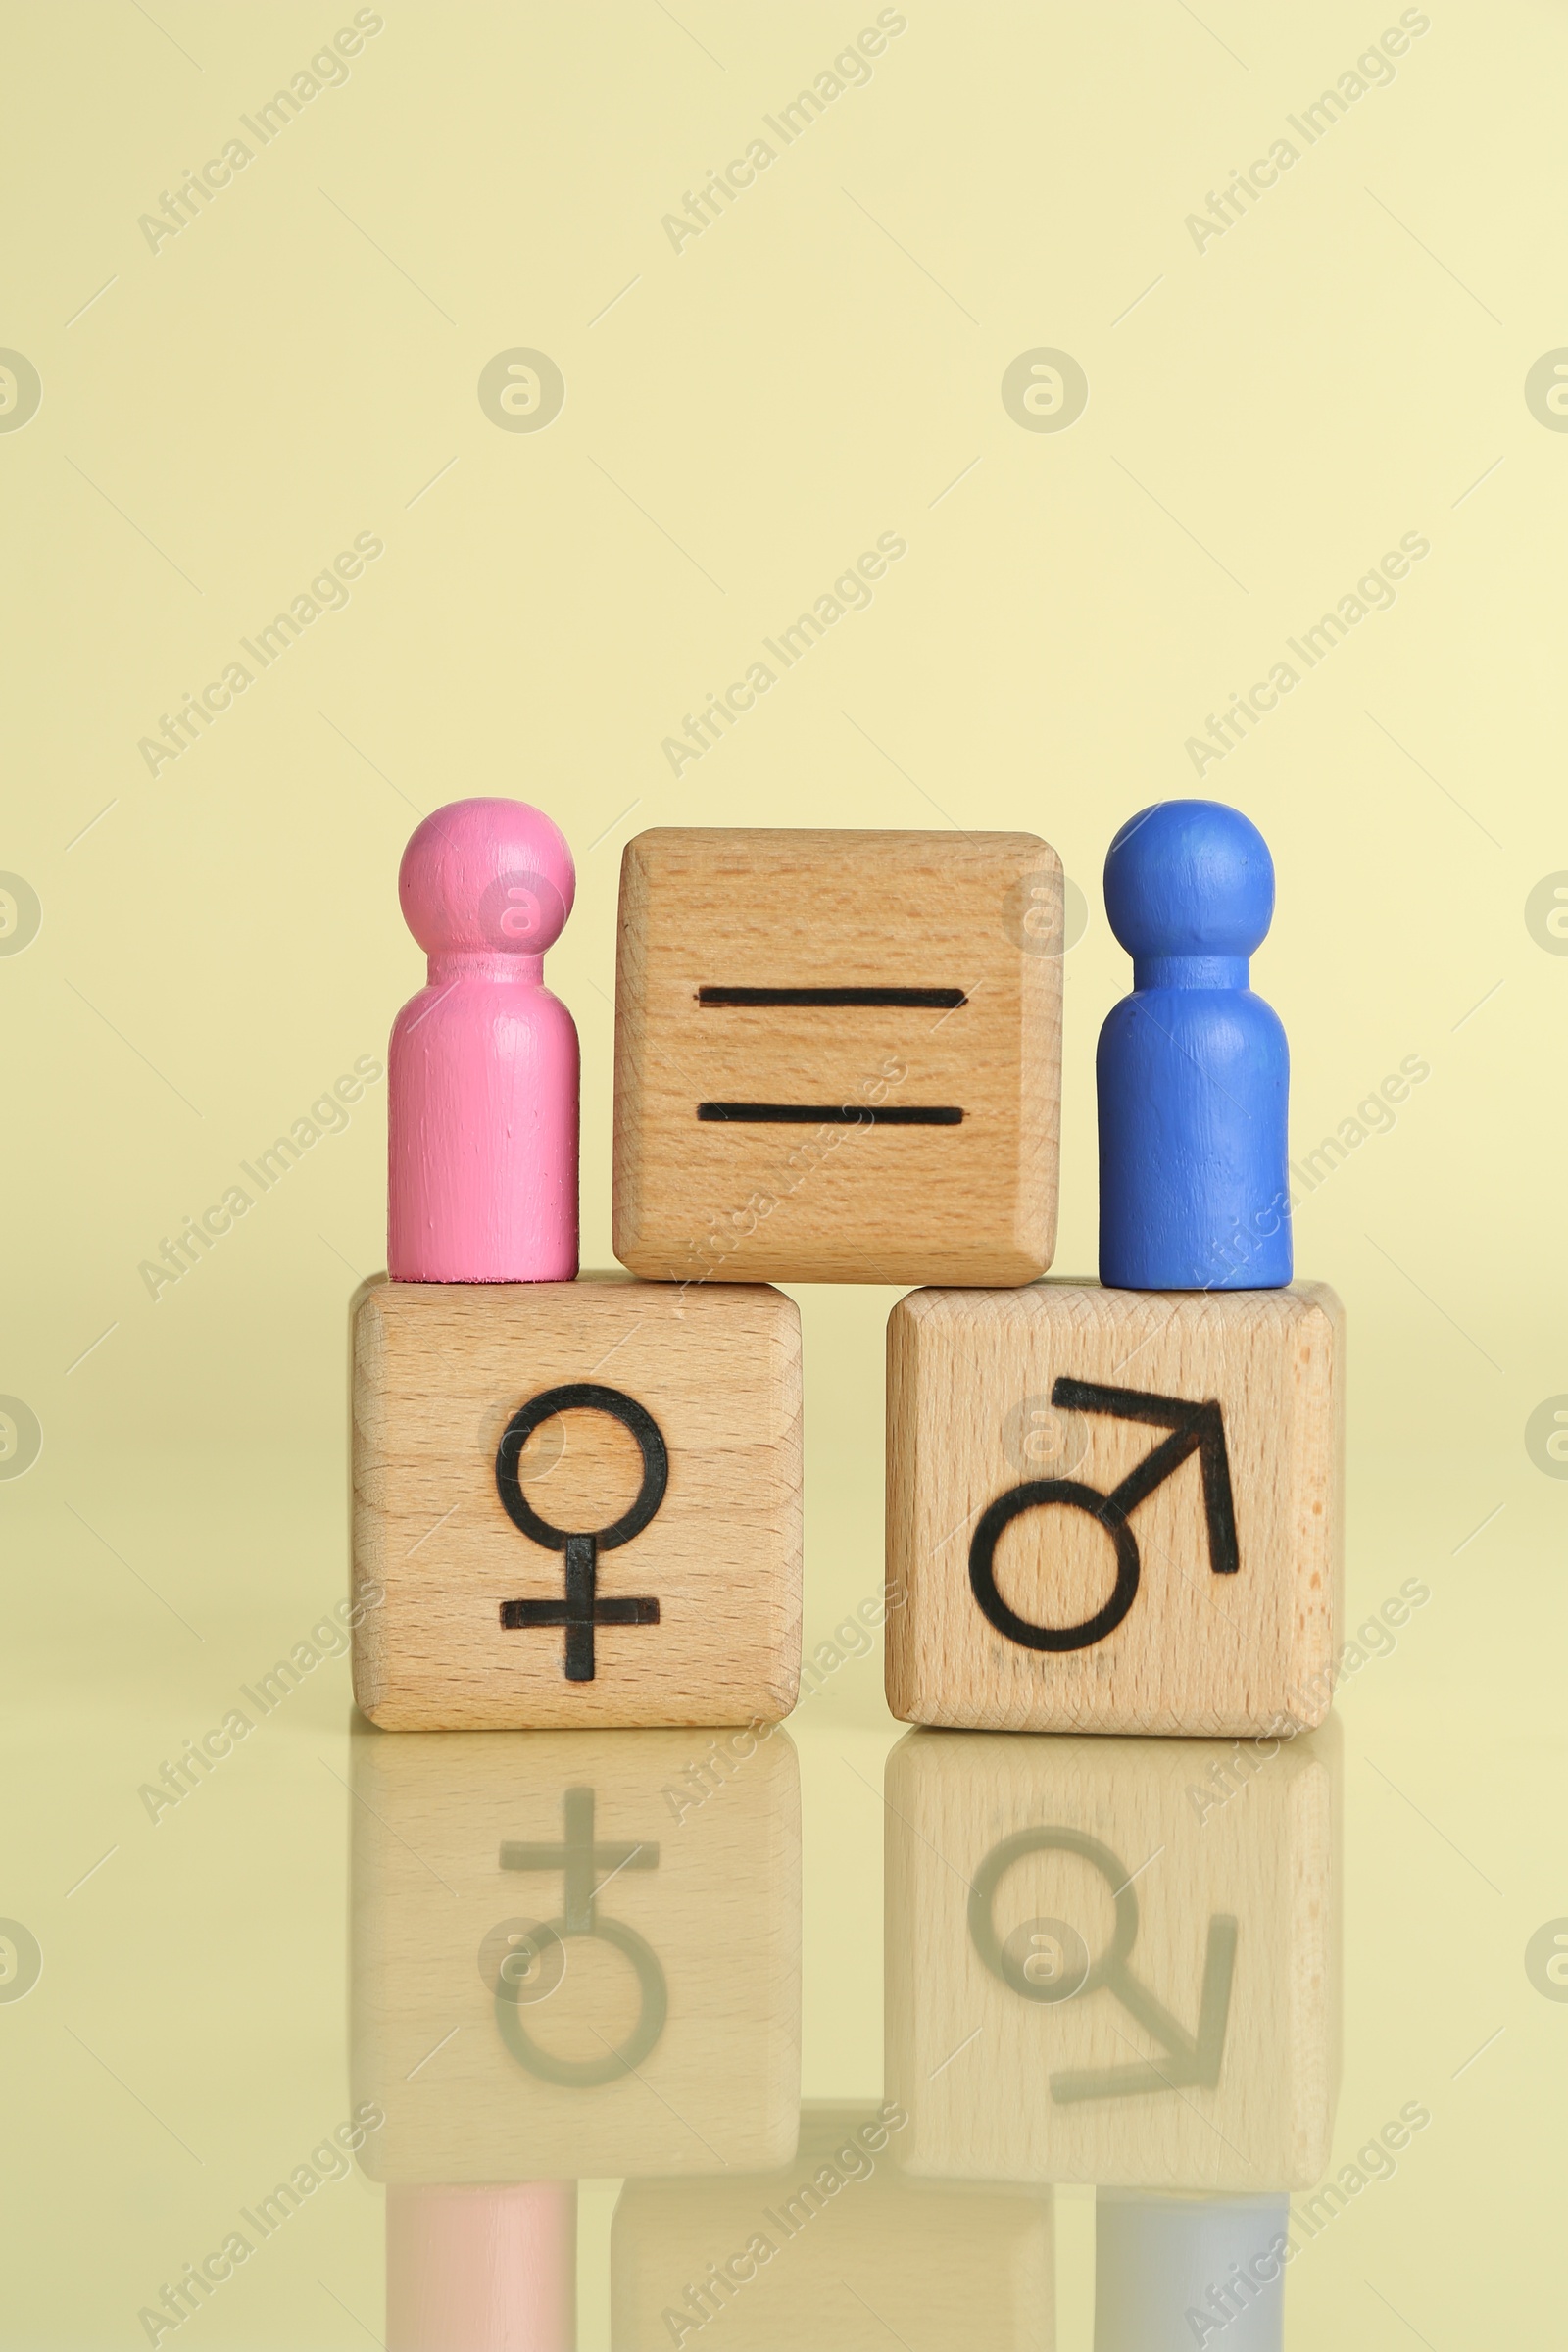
[353,805,1342,1741]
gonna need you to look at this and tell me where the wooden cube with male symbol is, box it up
[885,1280,1343,1737]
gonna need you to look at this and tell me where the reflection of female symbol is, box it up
[969,1378,1239,1652]
[490,1788,667,2086]
[496,1382,667,1682]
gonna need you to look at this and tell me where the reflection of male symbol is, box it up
[969,1378,1239,1652]
[967,1825,1236,2103]
[495,1787,667,2086]
[497,1382,667,1681]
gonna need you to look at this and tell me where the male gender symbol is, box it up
[969,1377,1240,1652]
[496,1382,667,1681]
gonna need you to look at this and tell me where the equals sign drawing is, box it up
[695,984,966,1125]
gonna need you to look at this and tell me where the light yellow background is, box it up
[2,2,1565,2343]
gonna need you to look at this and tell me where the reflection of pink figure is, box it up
[386,2183,574,2352]
[389,799,578,1283]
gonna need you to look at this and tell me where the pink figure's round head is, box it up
[398,798,575,957]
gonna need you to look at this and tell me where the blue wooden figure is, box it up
[1098,800,1292,1292]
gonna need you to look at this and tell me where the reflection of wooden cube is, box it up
[612,2103,1054,2350]
[884,1727,1339,2190]
[612,828,1062,1286]
[886,1281,1344,1736]
[352,1725,801,2180]
[352,1272,801,1728]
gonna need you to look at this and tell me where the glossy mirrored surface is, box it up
[2,1402,1556,2348]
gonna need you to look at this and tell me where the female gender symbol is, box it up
[495,1382,668,1682]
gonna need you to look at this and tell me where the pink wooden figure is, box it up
[389,799,578,1283]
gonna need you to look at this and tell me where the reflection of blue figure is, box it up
[1096,2192,1289,2352]
[1098,801,1291,1292]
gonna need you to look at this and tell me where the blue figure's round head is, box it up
[1103,800,1275,959]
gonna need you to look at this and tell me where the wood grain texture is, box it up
[884,1727,1339,2190]
[353,1273,801,1729]
[612,828,1061,1286]
[351,1725,801,2181]
[886,1280,1343,1736]
[612,2103,1054,2350]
